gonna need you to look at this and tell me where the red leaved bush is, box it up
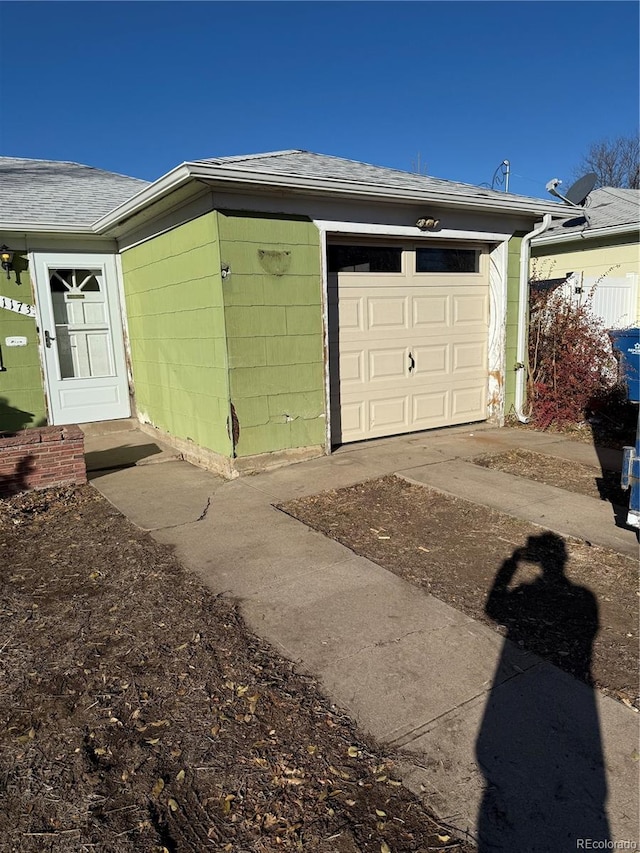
[527,282,616,428]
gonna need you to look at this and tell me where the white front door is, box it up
[34,253,131,425]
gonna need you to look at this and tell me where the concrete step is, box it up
[83,428,181,473]
[79,418,139,437]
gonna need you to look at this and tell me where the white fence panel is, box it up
[584,273,638,329]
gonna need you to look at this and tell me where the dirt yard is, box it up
[280,476,638,710]
[474,448,626,504]
[0,486,472,853]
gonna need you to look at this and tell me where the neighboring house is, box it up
[1,150,565,475]
[531,187,640,329]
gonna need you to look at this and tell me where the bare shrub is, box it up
[527,274,617,428]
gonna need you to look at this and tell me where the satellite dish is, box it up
[546,172,597,207]
[565,173,598,205]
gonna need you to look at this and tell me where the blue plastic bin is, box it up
[609,328,640,403]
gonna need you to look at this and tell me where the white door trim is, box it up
[32,252,131,425]
[315,224,510,444]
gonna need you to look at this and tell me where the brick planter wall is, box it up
[0,425,86,498]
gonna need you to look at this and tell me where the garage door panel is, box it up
[368,296,409,331]
[452,293,488,324]
[338,400,366,437]
[338,296,365,332]
[369,347,408,381]
[452,340,487,372]
[412,295,449,328]
[411,343,449,376]
[452,386,487,418]
[339,350,365,384]
[370,397,409,432]
[412,391,448,424]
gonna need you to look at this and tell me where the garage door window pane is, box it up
[328,246,402,273]
[416,248,478,273]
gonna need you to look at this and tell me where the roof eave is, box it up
[0,222,96,235]
[187,162,568,217]
[93,161,569,233]
[532,221,640,246]
[92,163,193,233]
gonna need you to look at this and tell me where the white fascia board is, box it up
[187,162,566,217]
[313,220,512,242]
[90,160,570,235]
[532,221,640,246]
[0,222,95,234]
[92,164,193,233]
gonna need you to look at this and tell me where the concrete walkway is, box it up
[86,424,639,849]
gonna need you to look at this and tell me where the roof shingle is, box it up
[194,149,555,207]
[0,157,148,228]
[539,186,640,239]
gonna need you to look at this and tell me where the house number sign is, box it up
[0,295,36,318]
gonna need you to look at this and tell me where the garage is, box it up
[328,241,490,444]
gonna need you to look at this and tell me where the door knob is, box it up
[44,330,56,348]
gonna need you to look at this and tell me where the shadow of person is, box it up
[475,532,610,852]
[0,454,36,498]
[0,396,34,434]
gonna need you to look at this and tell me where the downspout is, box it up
[514,214,552,422]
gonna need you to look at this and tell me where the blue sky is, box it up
[0,1,637,199]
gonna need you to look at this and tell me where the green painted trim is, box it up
[504,234,525,414]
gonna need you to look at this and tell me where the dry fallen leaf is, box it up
[381,842,391,853]
[151,778,164,798]
[347,746,359,757]
[176,769,186,783]
[375,809,387,817]
[167,798,178,812]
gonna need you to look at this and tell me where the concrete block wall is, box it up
[0,425,86,497]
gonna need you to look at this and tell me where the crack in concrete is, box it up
[144,495,215,532]
[196,496,212,522]
[386,659,544,749]
[331,624,451,665]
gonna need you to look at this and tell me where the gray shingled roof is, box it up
[0,157,148,229]
[538,187,640,240]
[194,149,554,208]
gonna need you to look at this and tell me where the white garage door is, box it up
[328,242,490,444]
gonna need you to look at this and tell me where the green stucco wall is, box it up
[217,211,325,458]
[504,234,524,414]
[0,254,47,431]
[121,213,232,456]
